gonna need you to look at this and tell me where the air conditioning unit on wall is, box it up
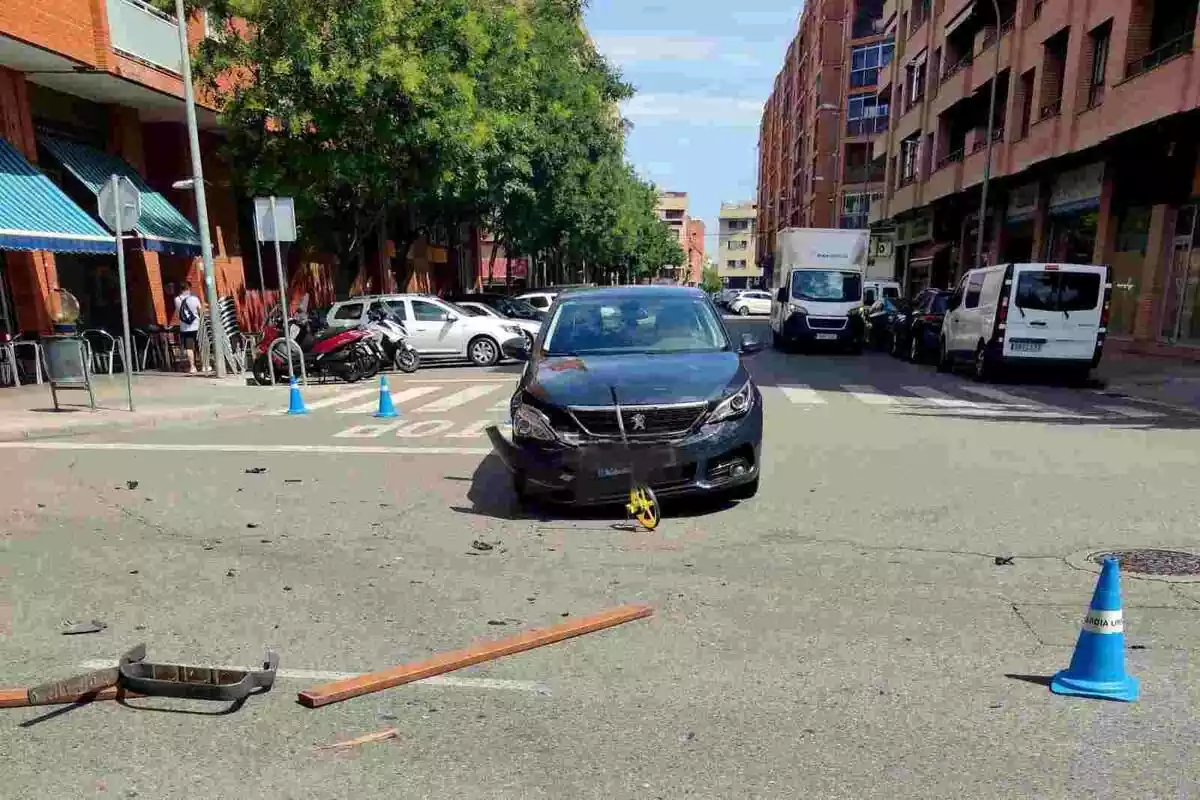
[872,238,894,258]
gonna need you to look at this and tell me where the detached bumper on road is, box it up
[486,407,762,505]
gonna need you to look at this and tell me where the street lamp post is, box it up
[174,0,225,377]
[975,0,1004,269]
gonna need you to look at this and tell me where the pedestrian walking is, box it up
[174,281,203,374]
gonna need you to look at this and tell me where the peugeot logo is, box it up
[630,412,647,431]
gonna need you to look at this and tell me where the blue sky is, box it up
[584,1,800,257]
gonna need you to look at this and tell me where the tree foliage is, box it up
[189,0,684,289]
[700,264,723,294]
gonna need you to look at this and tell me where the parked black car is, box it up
[486,285,765,505]
[447,292,548,323]
[890,288,951,363]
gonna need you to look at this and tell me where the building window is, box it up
[1040,28,1070,120]
[1017,69,1035,138]
[899,135,921,184]
[905,56,927,109]
[1087,21,1111,108]
[840,192,873,228]
[850,40,895,88]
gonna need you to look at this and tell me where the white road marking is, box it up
[902,385,979,408]
[779,385,826,405]
[405,377,515,384]
[76,661,549,695]
[395,420,456,437]
[333,422,406,438]
[447,419,504,439]
[265,386,379,415]
[956,385,1076,416]
[0,442,491,455]
[490,398,512,410]
[338,385,442,414]
[1094,404,1163,419]
[842,384,898,405]
[411,384,504,412]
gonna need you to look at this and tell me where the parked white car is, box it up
[516,291,558,311]
[728,290,773,316]
[456,301,541,346]
[326,294,526,366]
[940,262,1110,381]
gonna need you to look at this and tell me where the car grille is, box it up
[569,404,706,439]
[808,317,848,330]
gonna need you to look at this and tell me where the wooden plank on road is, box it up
[297,604,654,709]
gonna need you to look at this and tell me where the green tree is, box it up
[700,263,723,294]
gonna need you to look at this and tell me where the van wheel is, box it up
[972,344,993,382]
[936,338,952,373]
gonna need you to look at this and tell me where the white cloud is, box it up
[622,94,764,128]
[593,34,719,64]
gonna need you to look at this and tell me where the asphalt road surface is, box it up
[3,318,1199,799]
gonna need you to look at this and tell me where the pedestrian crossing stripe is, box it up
[259,376,1169,427]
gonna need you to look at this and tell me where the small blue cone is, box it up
[286,377,308,416]
[1051,557,1139,702]
[373,375,398,418]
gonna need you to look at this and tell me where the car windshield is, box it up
[543,295,729,355]
[1015,272,1101,312]
[791,270,863,302]
[458,304,487,317]
[494,297,541,319]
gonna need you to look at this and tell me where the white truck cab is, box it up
[769,228,871,352]
[939,262,1111,381]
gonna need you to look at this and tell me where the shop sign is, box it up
[1049,162,1103,214]
[1006,181,1039,221]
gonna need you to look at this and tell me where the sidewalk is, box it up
[0,372,346,441]
[1095,351,1200,413]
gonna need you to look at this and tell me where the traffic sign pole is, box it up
[110,174,135,412]
[270,196,295,380]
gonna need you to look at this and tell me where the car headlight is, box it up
[787,303,808,316]
[513,403,556,441]
[706,379,755,424]
[503,324,524,335]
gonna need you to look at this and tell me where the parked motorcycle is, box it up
[363,308,420,373]
[251,307,380,386]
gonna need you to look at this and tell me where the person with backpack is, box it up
[174,281,203,373]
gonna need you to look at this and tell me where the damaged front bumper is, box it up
[485,408,762,505]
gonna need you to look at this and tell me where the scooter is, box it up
[363,309,420,373]
[251,308,379,385]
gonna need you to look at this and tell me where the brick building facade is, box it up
[869,0,1200,354]
[757,0,894,276]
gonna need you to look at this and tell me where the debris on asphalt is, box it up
[560,612,570,617]
[260,538,272,544]
[129,570,139,575]
[134,625,146,631]
[487,620,507,626]
[994,556,1015,566]
[244,467,268,474]
[117,643,279,702]
[246,523,259,529]
[679,732,696,742]
[284,479,303,484]
[316,728,398,751]
[1131,644,1147,650]
[226,569,237,578]
[63,620,107,635]
[470,540,494,552]
[283,585,293,592]
[125,480,139,490]
[297,604,655,709]
[36,503,45,509]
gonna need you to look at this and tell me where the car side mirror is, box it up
[775,287,787,303]
[501,337,531,361]
[738,333,766,355]
[442,313,457,322]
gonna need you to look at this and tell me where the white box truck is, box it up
[769,228,870,352]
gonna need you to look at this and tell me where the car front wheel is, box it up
[468,335,500,367]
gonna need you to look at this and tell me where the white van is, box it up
[939,262,1111,381]
[862,280,901,307]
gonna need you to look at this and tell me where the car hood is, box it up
[527,351,745,406]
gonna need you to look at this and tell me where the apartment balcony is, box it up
[1009,107,1059,174]
[962,128,1005,189]
[839,213,871,229]
[845,116,889,138]
[925,150,963,201]
[969,19,1015,95]
[889,179,919,216]
[895,102,923,143]
[107,0,183,74]
[843,164,887,185]
[933,53,973,116]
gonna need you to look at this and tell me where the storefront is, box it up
[1002,181,1038,262]
[1160,203,1200,345]
[1043,162,1102,263]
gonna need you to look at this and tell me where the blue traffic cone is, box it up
[373,375,398,418]
[1051,557,1139,702]
[286,377,308,416]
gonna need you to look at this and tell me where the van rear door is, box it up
[1004,264,1107,361]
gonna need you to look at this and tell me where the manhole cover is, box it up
[1091,549,1200,577]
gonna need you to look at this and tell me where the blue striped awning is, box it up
[0,136,115,254]
[39,134,202,257]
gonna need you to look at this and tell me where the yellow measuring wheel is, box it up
[626,485,660,531]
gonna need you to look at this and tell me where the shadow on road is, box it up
[450,452,738,527]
